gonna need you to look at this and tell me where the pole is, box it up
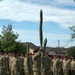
[58,40,60,48]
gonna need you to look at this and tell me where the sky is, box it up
[0,0,75,48]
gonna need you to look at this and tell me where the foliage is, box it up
[15,42,27,54]
[0,24,26,53]
[67,46,75,57]
[69,26,75,41]
[0,40,1,50]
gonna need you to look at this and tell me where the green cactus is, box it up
[42,38,47,59]
[39,9,48,75]
[26,43,29,73]
[39,10,43,47]
[39,9,47,56]
[27,43,29,56]
[0,40,1,50]
[39,9,43,75]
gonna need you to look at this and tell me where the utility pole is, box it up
[58,40,60,55]
[58,40,60,48]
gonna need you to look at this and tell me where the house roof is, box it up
[52,47,67,54]
[24,42,39,50]
[24,42,67,55]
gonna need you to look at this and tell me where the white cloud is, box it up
[53,0,75,6]
[0,0,75,29]
[0,26,74,47]
[18,0,75,6]
[13,28,72,47]
[14,29,39,40]
[13,28,71,41]
[44,32,71,40]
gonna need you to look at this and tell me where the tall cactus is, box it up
[39,9,47,75]
[39,10,43,47]
[39,9,43,75]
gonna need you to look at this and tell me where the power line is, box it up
[64,39,72,47]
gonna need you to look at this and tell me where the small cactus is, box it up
[42,38,47,59]
[26,43,29,72]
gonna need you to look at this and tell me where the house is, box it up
[24,42,67,55]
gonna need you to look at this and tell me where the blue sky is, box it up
[0,0,75,48]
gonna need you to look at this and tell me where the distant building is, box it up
[24,42,67,56]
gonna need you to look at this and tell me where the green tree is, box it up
[67,46,75,57]
[15,42,27,54]
[0,40,1,50]
[69,26,75,41]
[0,24,26,53]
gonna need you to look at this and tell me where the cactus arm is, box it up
[42,38,47,59]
